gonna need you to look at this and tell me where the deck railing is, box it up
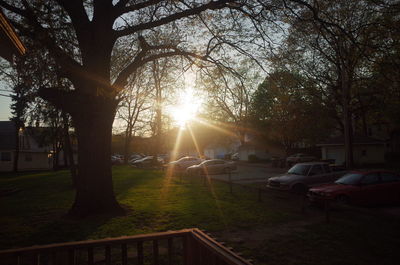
[0,228,252,265]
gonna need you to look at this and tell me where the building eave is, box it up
[317,142,386,147]
[0,9,26,61]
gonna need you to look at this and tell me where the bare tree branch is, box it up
[115,0,234,37]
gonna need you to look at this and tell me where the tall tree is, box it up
[277,0,390,167]
[0,0,270,216]
[116,68,152,164]
[251,70,331,153]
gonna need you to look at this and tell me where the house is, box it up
[0,121,52,172]
[204,143,230,159]
[237,138,286,161]
[318,135,386,165]
[203,139,240,159]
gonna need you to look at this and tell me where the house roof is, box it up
[0,121,16,150]
[317,135,385,146]
[0,9,25,62]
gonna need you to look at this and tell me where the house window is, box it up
[1,152,12,162]
[25,153,32,162]
[361,150,367,157]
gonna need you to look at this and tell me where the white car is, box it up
[131,156,163,168]
[166,156,203,170]
[186,159,237,176]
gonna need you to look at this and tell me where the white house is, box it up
[0,121,52,172]
[204,144,230,159]
[237,141,285,161]
[318,135,386,165]
[203,137,241,159]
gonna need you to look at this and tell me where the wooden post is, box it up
[33,253,40,265]
[229,171,232,194]
[153,240,159,265]
[68,249,75,265]
[167,238,173,265]
[121,243,127,265]
[105,246,111,265]
[301,194,307,213]
[183,235,190,265]
[325,199,330,223]
[16,253,21,265]
[88,247,94,265]
[51,251,57,265]
[137,241,144,265]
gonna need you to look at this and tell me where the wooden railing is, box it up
[0,228,252,265]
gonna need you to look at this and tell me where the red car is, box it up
[308,171,400,206]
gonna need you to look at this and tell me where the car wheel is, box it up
[291,184,308,194]
[335,195,350,205]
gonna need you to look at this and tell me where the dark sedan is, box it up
[308,171,400,205]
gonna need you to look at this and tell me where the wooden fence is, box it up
[0,228,252,265]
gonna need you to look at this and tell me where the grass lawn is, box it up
[1,166,400,265]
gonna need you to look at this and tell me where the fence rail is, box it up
[0,228,252,265]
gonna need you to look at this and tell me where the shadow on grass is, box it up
[0,166,302,251]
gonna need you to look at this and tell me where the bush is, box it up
[248,154,259,163]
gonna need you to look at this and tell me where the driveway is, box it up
[208,162,286,184]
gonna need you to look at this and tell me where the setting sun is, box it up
[170,87,201,128]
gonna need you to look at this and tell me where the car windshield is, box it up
[288,164,311,175]
[335,173,363,185]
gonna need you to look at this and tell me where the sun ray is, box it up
[193,117,238,138]
[186,124,203,158]
[160,127,184,198]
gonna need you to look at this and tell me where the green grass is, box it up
[0,167,295,249]
[1,166,400,265]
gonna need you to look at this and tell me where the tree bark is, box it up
[67,98,124,217]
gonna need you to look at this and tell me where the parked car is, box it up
[167,156,203,170]
[286,153,317,167]
[186,159,237,176]
[231,153,239,160]
[308,171,400,205]
[158,154,170,163]
[267,162,347,193]
[130,154,143,160]
[111,155,123,165]
[131,156,163,168]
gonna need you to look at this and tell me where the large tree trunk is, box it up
[68,99,124,217]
